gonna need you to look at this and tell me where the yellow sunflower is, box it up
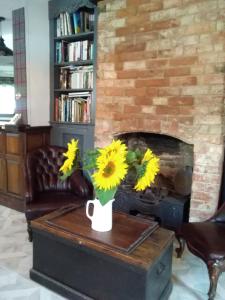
[60,139,78,175]
[134,149,160,191]
[92,151,128,190]
[98,140,127,162]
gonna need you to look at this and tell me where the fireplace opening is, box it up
[114,132,194,231]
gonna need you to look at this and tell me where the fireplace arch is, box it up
[115,131,194,182]
[114,132,193,230]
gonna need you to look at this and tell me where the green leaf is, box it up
[59,167,75,181]
[95,187,117,206]
[135,161,147,179]
[126,150,137,164]
[134,149,144,163]
[83,149,100,171]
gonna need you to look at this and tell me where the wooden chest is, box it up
[31,206,174,300]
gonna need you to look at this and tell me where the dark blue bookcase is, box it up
[48,0,98,156]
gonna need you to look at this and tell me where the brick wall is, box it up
[95,0,225,220]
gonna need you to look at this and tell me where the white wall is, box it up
[0,0,50,126]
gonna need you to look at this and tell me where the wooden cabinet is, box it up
[0,126,51,212]
[48,0,97,155]
[0,158,6,192]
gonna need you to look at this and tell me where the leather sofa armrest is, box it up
[24,157,34,203]
[70,169,93,200]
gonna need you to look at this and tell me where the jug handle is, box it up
[86,200,95,221]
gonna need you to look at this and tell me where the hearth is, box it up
[114,132,193,231]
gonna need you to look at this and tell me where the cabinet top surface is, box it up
[31,204,174,269]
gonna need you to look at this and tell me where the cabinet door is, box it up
[6,159,24,196]
[6,133,23,155]
[0,132,5,154]
[0,158,7,192]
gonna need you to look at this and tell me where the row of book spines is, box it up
[54,95,91,123]
[55,40,93,63]
[56,11,94,37]
[59,69,93,90]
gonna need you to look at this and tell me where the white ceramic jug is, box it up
[86,198,115,232]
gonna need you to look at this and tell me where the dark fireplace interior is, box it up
[114,132,194,231]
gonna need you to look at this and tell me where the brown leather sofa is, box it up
[176,202,225,300]
[24,145,93,241]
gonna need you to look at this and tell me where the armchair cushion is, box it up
[180,222,225,262]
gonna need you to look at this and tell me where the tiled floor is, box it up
[0,205,224,300]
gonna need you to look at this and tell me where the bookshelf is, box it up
[49,0,97,154]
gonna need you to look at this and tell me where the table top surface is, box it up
[31,203,174,269]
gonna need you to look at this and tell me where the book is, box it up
[65,12,72,36]
[73,11,81,34]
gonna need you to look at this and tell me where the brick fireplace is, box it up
[95,0,225,220]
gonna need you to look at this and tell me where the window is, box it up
[0,83,15,115]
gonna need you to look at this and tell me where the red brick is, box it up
[151,19,180,30]
[138,23,152,33]
[112,112,132,121]
[103,54,120,63]
[179,107,193,115]
[158,87,180,96]
[138,1,163,12]
[96,88,105,97]
[115,42,146,53]
[142,119,161,131]
[117,69,164,79]
[168,96,194,106]
[117,70,139,79]
[203,74,225,85]
[177,116,193,124]
[134,96,154,105]
[104,88,125,96]
[104,103,123,112]
[126,14,150,26]
[127,0,153,5]
[116,7,137,18]
[165,67,191,77]
[146,59,168,68]
[156,106,180,115]
[191,192,211,201]
[170,56,198,66]
[136,78,169,87]
[117,51,157,61]
[96,110,114,120]
[125,88,147,97]
[114,62,123,71]
[116,25,137,37]
[164,0,180,8]
[144,51,158,59]
[124,105,140,113]
[97,80,114,88]
[170,76,197,86]
[118,51,146,62]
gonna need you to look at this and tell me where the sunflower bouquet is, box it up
[59,139,160,206]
